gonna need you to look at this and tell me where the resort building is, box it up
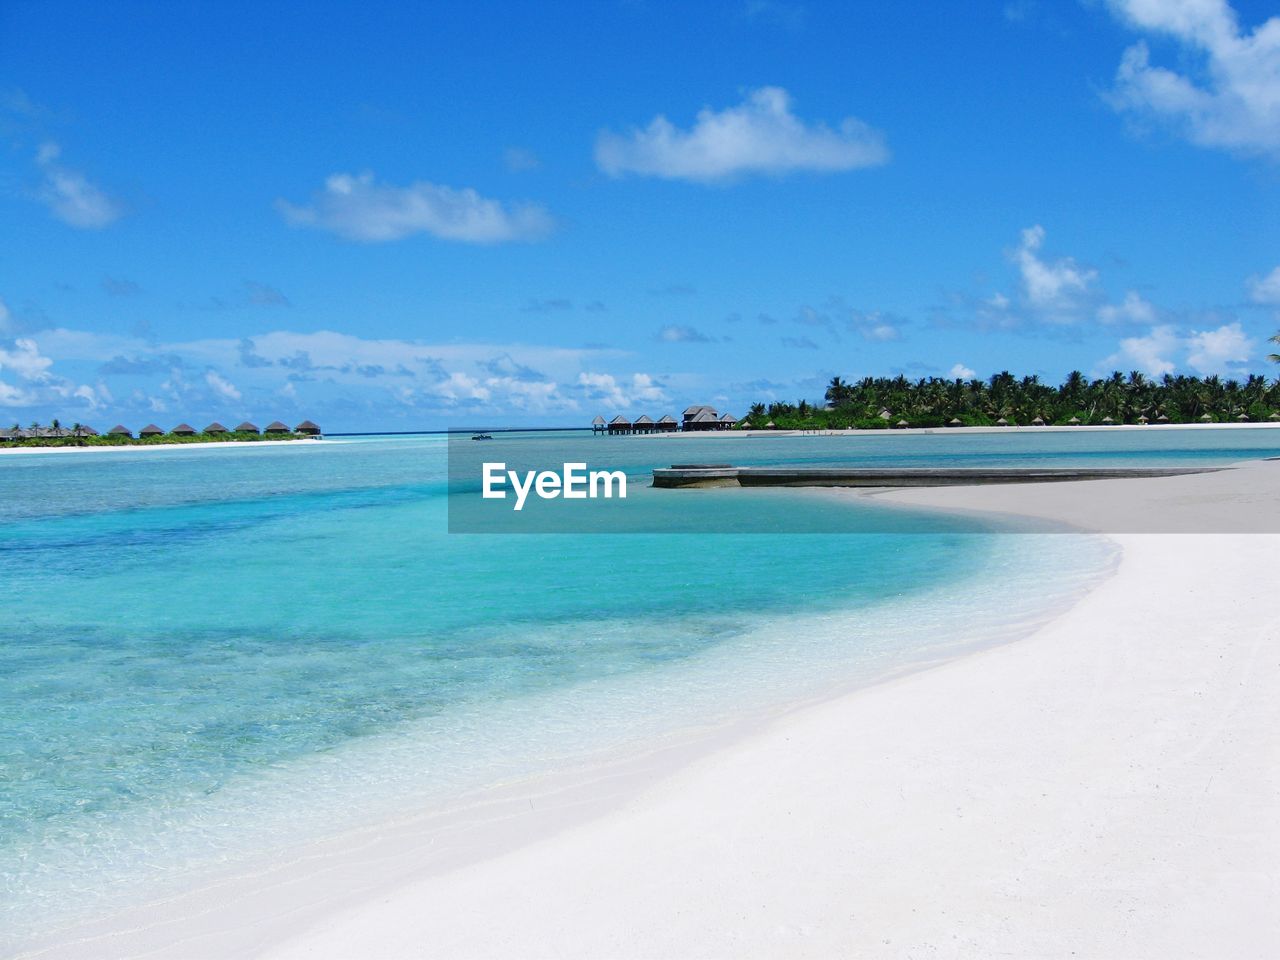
[656,415,678,433]
[108,425,132,437]
[295,420,322,436]
[204,422,229,435]
[236,421,260,434]
[172,424,197,436]
[591,415,606,434]
[140,424,165,437]
[633,415,655,434]
[264,421,291,434]
[608,415,631,435]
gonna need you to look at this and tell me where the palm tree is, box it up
[1269,330,1280,364]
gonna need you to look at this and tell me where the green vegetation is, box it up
[744,369,1280,430]
[1,427,308,448]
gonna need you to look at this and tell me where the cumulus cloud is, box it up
[576,371,667,408]
[1247,265,1280,304]
[1186,321,1253,373]
[595,87,889,183]
[1102,324,1182,376]
[847,309,906,341]
[949,363,977,379]
[1097,290,1158,324]
[0,337,54,381]
[1099,321,1255,376]
[277,172,554,243]
[1105,0,1280,159]
[1012,224,1098,318]
[34,142,124,229]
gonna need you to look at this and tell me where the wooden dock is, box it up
[651,465,1224,489]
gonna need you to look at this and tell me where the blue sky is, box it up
[1,0,1278,430]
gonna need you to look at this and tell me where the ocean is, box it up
[3,427,1277,948]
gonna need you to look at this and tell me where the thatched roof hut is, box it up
[1101,416,1115,425]
[1157,413,1170,423]
[656,414,678,432]
[1031,416,1045,426]
[764,420,776,429]
[1270,412,1280,421]
[236,421,259,434]
[1137,415,1149,424]
[140,423,165,437]
[1067,416,1081,425]
[948,418,962,427]
[204,422,229,434]
[72,425,97,437]
[591,415,606,433]
[295,420,321,435]
[172,423,196,436]
[995,417,1009,426]
[894,419,909,429]
[1236,413,1250,422]
[264,420,290,434]
[739,420,751,430]
[1200,413,1213,422]
[108,424,132,437]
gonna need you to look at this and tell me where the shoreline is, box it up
[633,421,1280,438]
[257,460,1280,958]
[0,438,335,456]
[15,462,1280,958]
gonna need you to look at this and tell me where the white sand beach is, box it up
[22,461,1280,959]
[0,439,331,456]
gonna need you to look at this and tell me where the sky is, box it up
[1,0,1279,431]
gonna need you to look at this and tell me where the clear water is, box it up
[3,428,1270,947]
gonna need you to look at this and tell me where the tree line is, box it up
[745,337,1280,429]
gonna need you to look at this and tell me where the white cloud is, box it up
[1012,224,1098,318]
[34,142,124,229]
[204,369,242,401]
[0,337,54,381]
[576,372,667,409]
[949,363,977,379]
[1099,321,1256,376]
[1101,324,1182,376]
[595,86,889,183]
[278,172,554,243]
[1097,290,1158,324]
[1186,321,1253,374]
[1247,265,1280,304]
[1106,0,1280,159]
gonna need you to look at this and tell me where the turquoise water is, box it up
[2,429,1269,947]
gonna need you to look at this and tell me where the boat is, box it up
[471,433,493,440]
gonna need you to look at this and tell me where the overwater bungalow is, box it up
[236,421,259,434]
[591,415,606,435]
[204,422,229,435]
[264,420,290,434]
[295,420,322,436]
[140,424,165,437]
[108,424,132,437]
[684,410,720,432]
[656,415,678,433]
[608,415,631,435]
[172,424,197,436]
[633,415,655,435]
[682,405,718,430]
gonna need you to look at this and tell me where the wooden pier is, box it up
[651,465,1224,489]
